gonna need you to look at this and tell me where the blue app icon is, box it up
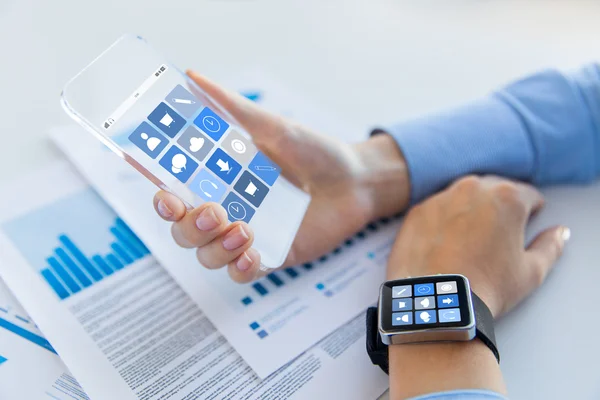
[222,192,255,223]
[392,298,412,312]
[206,148,242,184]
[438,308,462,323]
[148,102,186,138]
[437,294,459,309]
[189,169,227,202]
[414,283,434,296]
[128,122,168,159]
[248,152,281,186]
[194,107,229,141]
[392,312,412,326]
[158,146,198,183]
[415,310,437,324]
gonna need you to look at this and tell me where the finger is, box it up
[226,248,262,283]
[170,203,228,248]
[524,226,571,289]
[196,222,254,269]
[153,191,187,222]
[187,71,285,143]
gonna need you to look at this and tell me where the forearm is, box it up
[389,340,506,400]
[383,63,600,204]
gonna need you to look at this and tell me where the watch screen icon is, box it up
[392,312,413,326]
[414,283,434,296]
[439,308,462,323]
[436,281,458,294]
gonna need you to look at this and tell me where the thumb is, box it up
[186,70,285,145]
[524,226,570,288]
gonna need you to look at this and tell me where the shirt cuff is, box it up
[382,95,535,204]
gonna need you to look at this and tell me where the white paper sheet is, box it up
[0,162,388,400]
[0,279,88,400]
[50,70,399,378]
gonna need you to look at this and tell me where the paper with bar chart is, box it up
[0,162,388,399]
[0,279,89,400]
[50,69,399,378]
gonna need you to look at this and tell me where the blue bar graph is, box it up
[106,254,124,270]
[252,282,268,296]
[2,189,152,301]
[92,255,113,276]
[55,248,92,288]
[111,243,133,264]
[284,267,299,279]
[40,269,69,300]
[59,235,103,282]
[267,273,284,287]
[47,256,81,293]
[0,317,56,354]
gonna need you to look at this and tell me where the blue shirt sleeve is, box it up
[408,389,508,400]
[385,64,600,203]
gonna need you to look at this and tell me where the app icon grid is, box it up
[128,85,281,223]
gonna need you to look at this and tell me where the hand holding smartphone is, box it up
[61,35,311,270]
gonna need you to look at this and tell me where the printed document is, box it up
[0,162,388,399]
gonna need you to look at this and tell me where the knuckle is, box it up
[493,182,521,204]
[453,175,482,193]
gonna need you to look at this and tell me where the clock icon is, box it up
[227,201,247,221]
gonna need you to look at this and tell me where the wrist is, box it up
[388,339,505,399]
[354,134,410,221]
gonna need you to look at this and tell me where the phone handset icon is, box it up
[199,180,218,198]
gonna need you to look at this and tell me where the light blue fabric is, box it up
[408,389,507,400]
[387,64,600,204]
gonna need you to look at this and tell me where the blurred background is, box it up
[1,1,599,398]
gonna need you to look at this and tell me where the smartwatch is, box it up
[366,274,499,374]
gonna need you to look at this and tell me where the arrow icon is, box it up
[216,159,231,173]
[442,298,453,304]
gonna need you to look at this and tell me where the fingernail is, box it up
[196,207,220,231]
[223,225,250,251]
[157,199,173,219]
[559,226,571,243]
[236,252,253,271]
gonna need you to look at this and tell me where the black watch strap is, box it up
[366,292,499,375]
[471,292,500,363]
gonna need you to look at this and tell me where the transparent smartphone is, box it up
[61,34,310,270]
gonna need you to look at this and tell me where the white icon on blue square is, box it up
[414,283,434,296]
[194,107,229,141]
[392,312,412,326]
[437,294,459,309]
[206,148,242,184]
[392,298,412,312]
[234,171,270,208]
[148,103,186,138]
[439,308,461,323]
[248,152,281,186]
[189,169,227,202]
[128,122,168,159]
[416,310,437,324]
[222,192,255,223]
[158,146,198,183]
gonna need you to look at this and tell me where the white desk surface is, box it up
[1,1,600,399]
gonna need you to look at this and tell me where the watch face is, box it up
[379,275,473,333]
